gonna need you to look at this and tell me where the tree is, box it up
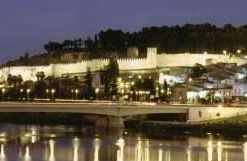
[98,55,119,100]
[84,68,95,99]
[106,55,119,99]
[24,53,29,60]
[191,63,207,78]
[99,66,110,98]
[17,75,23,86]
[135,77,155,93]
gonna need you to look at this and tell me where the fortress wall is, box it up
[157,53,243,67]
[52,61,87,77]
[88,59,109,71]
[0,68,7,82]
[1,65,51,81]
[1,47,247,82]
[117,58,151,70]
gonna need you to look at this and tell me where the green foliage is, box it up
[191,63,207,78]
[134,77,155,94]
[35,80,47,98]
[42,23,247,54]
[100,56,119,99]
[84,68,95,99]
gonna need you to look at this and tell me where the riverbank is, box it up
[128,120,247,139]
[1,112,247,139]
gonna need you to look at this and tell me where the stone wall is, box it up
[1,47,247,82]
[157,53,243,67]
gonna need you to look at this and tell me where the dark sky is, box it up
[0,0,247,63]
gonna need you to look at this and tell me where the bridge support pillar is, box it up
[95,116,124,128]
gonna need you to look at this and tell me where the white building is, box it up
[232,82,247,97]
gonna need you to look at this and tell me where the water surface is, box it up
[0,124,246,161]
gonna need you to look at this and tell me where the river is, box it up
[0,123,246,161]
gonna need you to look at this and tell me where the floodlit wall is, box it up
[0,65,51,82]
[157,53,243,67]
[1,47,247,82]
[188,107,247,121]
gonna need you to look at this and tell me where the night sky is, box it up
[0,0,247,63]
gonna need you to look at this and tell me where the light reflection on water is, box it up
[0,124,246,161]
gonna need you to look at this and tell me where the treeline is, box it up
[44,23,247,54]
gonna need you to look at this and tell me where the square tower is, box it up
[147,47,157,68]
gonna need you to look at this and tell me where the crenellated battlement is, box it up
[0,47,246,82]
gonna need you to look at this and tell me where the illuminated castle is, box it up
[0,47,246,82]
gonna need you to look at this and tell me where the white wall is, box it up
[232,82,247,97]
[1,48,247,82]
[157,53,244,67]
[188,106,247,121]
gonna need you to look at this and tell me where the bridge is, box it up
[0,102,189,116]
[0,102,247,127]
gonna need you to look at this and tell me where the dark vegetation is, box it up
[3,23,247,66]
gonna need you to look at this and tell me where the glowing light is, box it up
[158,148,163,161]
[117,77,122,82]
[218,105,223,108]
[51,89,55,94]
[135,137,142,161]
[225,151,228,161]
[24,146,31,161]
[217,141,222,161]
[31,127,38,143]
[223,50,227,55]
[187,147,191,161]
[207,139,213,161]
[244,142,247,161]
[165,150,171,161]
[237,49,242,54]
[0,144,5,159]
[48,139,55,161]
[116,138,124,161]
[95,88,99,94]
[73,138,79,161]
[0,133,6,138]
[1,88,5,93]
[161,89,164,94]
[94,138,100,161]
[144,140,149,161]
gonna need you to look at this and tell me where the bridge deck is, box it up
[0,102,189,116]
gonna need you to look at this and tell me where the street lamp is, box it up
[71,89,74,100]
[75,89,79,100]
[130,91,133,101]
[1,88,5,102]
[20,88,24,100]
[26,89,30,101]
[51,89,55,102]
[46,89,49,99]
[95,88,99,100]
[223,50,227,55]
[237,49,242,54]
